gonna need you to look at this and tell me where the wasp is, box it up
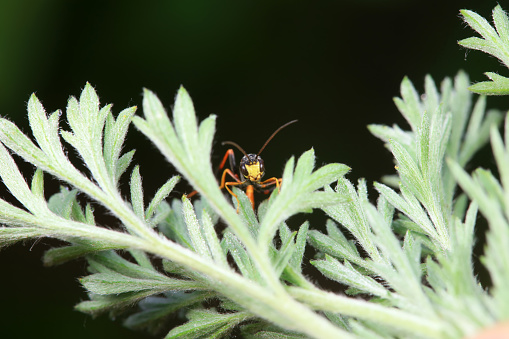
[219,120,297,210]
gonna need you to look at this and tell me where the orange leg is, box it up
[220,168,245,211]
[246,185,255,210]
[219,168,256,211]
[191,149,277,212]
[219,149,235,171]
[188,149,236,198]
[246,177,281,210]
[220,168,242,189]
[258,177,282,194]
[187,190,198,198]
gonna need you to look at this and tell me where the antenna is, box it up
[222,141,248,157]
[257,120,298,155]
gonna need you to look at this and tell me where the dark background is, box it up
[0,1,506,338]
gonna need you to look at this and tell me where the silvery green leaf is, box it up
[460,6,509,90]
[159,199,192,248]
[401,231,422,278]
[323,178,381,262]
[307,229,366,269]
[173,86,200,160]
[423,74,440,113]
[0,117,49,168]
[182,196,211,260]
[30,168,44,201]
[103,106,137,182]
[288,221,309,271]
[394,76,422,132]
[272,231,296,278]
[0,226,47,248]
[43,242,121,266]
[494,4,509,41]
[325,219,360,256]
[259,148,349,247]
[130,165,144,220]
[47,186,78,219]
[447,71,471,159]
[197,115,216,160]
[165,309,252,339]
[312,255,389,298]
[390,140,424,200]
[365,203,434,315]
[460,9,499,42]
[468,73,509,95]
[27,94,64,163]
[129,249,155,270]
[368,123,413,148]
[75,290,159,316]
[115,149,136,182]
[87,251,169,280]
[374,182,438,242]
[145,175,180,221]
[124,291,211,331]
[234,187,259,232]
[201,210,228,268]
[0,142,47,214]
[223,231,261,283]
[80,272,202,295]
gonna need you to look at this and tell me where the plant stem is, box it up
[288,287,449,339]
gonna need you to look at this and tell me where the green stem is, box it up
[147,242,350,339]
[288,287,449,339]
[37,210,347,339]
[183,166,286,293]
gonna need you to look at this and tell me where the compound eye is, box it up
[258,158,265,174]
[240,164,248,177]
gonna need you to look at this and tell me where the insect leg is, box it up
[219,149,236,173]
[220,168,242,189]
[189,149,237,198]
[258,177,282,193]
[220,168,245,211]
[246,185,255,210]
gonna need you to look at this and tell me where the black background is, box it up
[0,1,506,338]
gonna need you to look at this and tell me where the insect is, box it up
[219,120,297,210]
